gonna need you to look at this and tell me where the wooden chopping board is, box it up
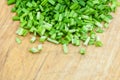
[0,1,120,80]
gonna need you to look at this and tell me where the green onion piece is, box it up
[39,5,44,11]
[95,41,103,47]
[16,37,22,44]
[70,3,79,10]
[38,44,42,51]
[47,38,59,44]
[7,0,16,5]
[26,2,33,7]
[37,12,40,20]
[63,44,68,54]
[39,36,47,42]
[96,28,104,33]
[96,36,100,41]
[80,48,86,55]
[90,32,96,39]
[58,14,63,21]
[72,38,80,46]
[84,37,90,46]
[88,39,95,45]
[117,2,120,6]
[48,0,55,5]
[12,16,20,21]
[30,36,36,43]
[29,47,39,53]
[81,15,89,19]
[41,0,48,6]
[43,22,52,30]
[16,28,28,36]
[95,21,103,28]
[20,21,27,27]
[104,23,109,28]
[11,7,16,12]
[100,14,111,23]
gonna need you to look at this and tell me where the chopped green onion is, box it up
[95,36,103,47]
[88,39,95,45]
[96,28,104,33]
[63,44,68,54]
[95,21,103,28]
[96,36,100,41]
[48,0,55,5]
[37,12,40,20]
[72,38,80,46]
[70,3,79,10]
[16,37,22,44]
[29,47,39,53]
[12,16,20,21]
[104,23,109,28]
[16,28,28,36]
[47,38,59,44]
[95,41,103,47]
[80,48,86,55]
[39,36,47,42]
[11,7,16,12]
[38,44,42,51]
[30,36,36,43]
[7,0,16,5]
[7,0,119,54]
[84,37,90,46]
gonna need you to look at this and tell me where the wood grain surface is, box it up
[0,1,120,80]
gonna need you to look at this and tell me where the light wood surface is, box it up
[0,1,120,80]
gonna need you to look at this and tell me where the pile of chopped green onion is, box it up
[7,0,119,54]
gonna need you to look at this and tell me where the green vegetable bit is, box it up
[95,41,103,47]
[39,36,47,42]
[38,44,42,51]
[30,36,36,43]
[29,47,39,53]
[63,44,68,54]
[16,28,28,36]
[80,48,86,55]
[29,44,43,53]
[16,37,22,44]
[12,16,20,21]
[47,38,59,44]
[7,0,16,5]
